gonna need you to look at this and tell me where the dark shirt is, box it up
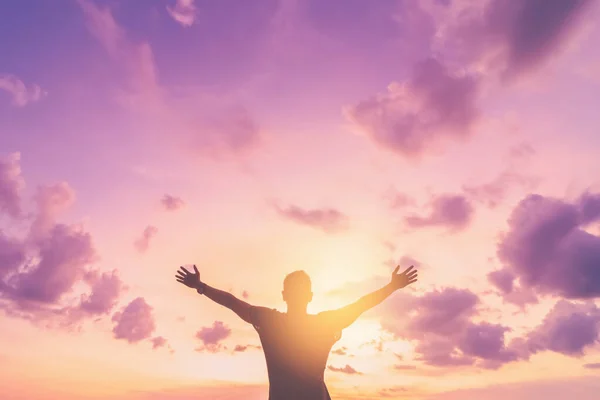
[250,307,342,400]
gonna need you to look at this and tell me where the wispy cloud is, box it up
[0,74,46,107]
[167,0,197,28]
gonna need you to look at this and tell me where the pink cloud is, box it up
[462,171,539,209]
[404,194,474,231]
[0,152,25,219]
[0,74,46,107]
[167,0,197,28]
[112,297,156,343]
[29,182,76,239]
[327,364,362,375]
[584,363,600,369]
[195,320,231,352]
[79,270,125,315]
[0,232,26,281]
[134,225,158,253]
[161,194,185,211]
[151,336,167,349]
[345,57,480,159]
[273,203,350,233]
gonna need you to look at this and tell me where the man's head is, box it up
[282,270,313,307]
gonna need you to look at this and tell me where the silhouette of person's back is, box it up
[176,265,417,400]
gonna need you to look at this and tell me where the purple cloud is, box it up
[441,0,592,80]
[134,225,158,253]
[0,232,25,281]
[232,344,261,353]
[584,363,600,369]
[160,194,185,211]
[273,204,349,233]
[327,364,362,375]
[495,192,600,300]
[29,182,76,239]
[345,57,480,159]
[112,297,156,343]
[382,287,521,369]
[0,75,46,107]
[0,152,25,219]
[80,270,124,315]
[525,300,600,357]
[196,321,231,352]
[7,224,97,305]
[404,194,474,231]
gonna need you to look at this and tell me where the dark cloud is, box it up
[345,57,480,159]
[495,192,600,300]
[442,0,592,80]
[273,204,349,233]
[112,297,156,343]
[404,194,474,231]
[0,231,26,281]
[327,364,362,375]
[134,225,158,253]
[160,194,185,211]
[196,321,231,352]
[525,300,600,357]
[0,152,24,219]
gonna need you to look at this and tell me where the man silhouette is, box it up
[175,264,418,400]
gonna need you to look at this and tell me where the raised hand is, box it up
[390,265,418,290]
[176,265,201,289]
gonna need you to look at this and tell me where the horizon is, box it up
[1,0,600,399]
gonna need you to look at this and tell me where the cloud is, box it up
[77,0,161,109]
[432,0,593,81]
[0,152,25,219]
[393,364,416,370]
[151,336,167,349]
[494,192,600,301]
[332,346,348,356]
[29,182,76,239]
[190,106,262,156]
[327,364,362,375]
[525,300,600,357]
[584,363,600,369]
[196,321,231,352]
[5,224,97,305]
[160,194,185,211]
[273,203,350,233]
[381,288,521,369]
[0,232,26,281]
[79,270,125,315]
[404,194,474,231]
[463,171,539,209]
[112,297,156,343]
[242,290,249,299]
[232,344,261,353]
[345,57,480,159]
[0,74,46,107]
[134,225,158,253]
[167,0,197,27]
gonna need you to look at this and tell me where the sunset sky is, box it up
[1,0,600,399]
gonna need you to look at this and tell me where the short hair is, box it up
[283,270,311,292]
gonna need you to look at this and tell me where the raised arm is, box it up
[319,265,418,331]
[176,265,257,324]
